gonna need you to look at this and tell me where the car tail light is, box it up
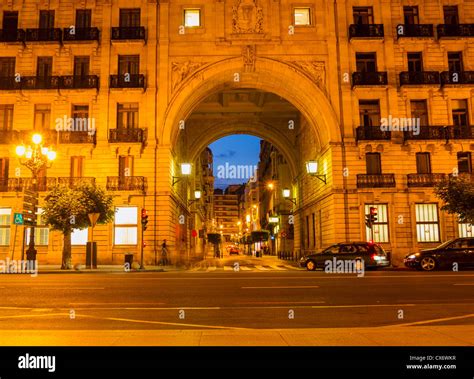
[371,254,376,261]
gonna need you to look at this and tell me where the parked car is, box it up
[299,242,390,271]
[404,237,474,271]
[229,246,239,255]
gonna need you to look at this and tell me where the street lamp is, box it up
[172,162,192,185]
[305,160,327,184]
[188,189,202,205]
[282,188,296,205]
[16,133,56,264]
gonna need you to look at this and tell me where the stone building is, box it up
[0,0,472,266]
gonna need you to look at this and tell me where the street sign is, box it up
[13,213,24,225]
[23,190,38,226]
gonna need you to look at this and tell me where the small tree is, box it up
[42,183,115,269]
[434,175,474,224]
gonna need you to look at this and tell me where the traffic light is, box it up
[369,207,378,223]
[141,208,148,230]
[365,214,372,229]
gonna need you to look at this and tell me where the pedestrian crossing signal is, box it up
[369,207,378,223]
[141,208,148,230]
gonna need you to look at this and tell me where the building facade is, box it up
[0,0,473,266]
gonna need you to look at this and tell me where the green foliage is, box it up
[434,175,474,224]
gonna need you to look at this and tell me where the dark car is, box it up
[299,242,390,271]
[404,237,474,271]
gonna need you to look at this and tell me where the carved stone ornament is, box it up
[171,61,206,91]
[232,0,264,34]
[289,61,326,88]
[242,45,256,72]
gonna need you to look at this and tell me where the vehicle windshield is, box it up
[436,239,455,249]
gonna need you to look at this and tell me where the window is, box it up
[118,55,139,75]
[403,6,419,24]
[408,53,423,72]
[76,9,92,28]
[364,204,389,243]
[452,100,469,127]
[0,158,9,186]
[184,9,201,27]
[74,57,90,77]
[117,103,139,129]
[305,215,309,247]
[72,104,89,123]
[0,105,13,130]
[457,152,472,174]
[356,53,377,72]
[114,206,138,245]
[0,208,11,245]
[448,52,463,72]
[294,8,311,26]
[39,10,55,29]
[34,105,51,130]
[410,100,428,126]
[444,6,459,25]
[119,155,134,178]
[458,222,473,238]
[312,213,316,248]
[119,9,140,27]
[25,208,49,246]
[416,152,431,174]
[0,57,15,77]
[359,100,380,127]
[415,204,440,242]
[353,7,374,25]
[37,57,52,77]
[323,245,340,254]
[2,11,18,30]
[70,156,84,177]
[366,153,381,174]
[71,228,88,245]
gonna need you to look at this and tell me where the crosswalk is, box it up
[190,264,303,272]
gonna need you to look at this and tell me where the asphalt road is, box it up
[1,267,474,331]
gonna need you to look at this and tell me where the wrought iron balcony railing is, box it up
[0,178,20,192]
[403,126,446,140]
[0,130,19,144]
[348,24,384,39]
[19,76,61,90]
[25,28,62,42]
[355,125,391,141]
[407,173,447,187]
[18,177,57,192]
[111,27,146,40]
[58,177,96,187]
[437,24,474,38]
[108,128,147,143]
[440,71,474,85]
[396,24,434,38]
[62,27,100,42]
[60,75,99,89]
[445,125,474,140]
[106,176,146,191]
[109,74,146,89]
[0,29,26,42]
[400,71,440,85]
[352,71,388,86]
[357,174,396,188]
[58,131,96,144]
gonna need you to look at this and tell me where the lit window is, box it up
[25,208,49,246]
[458,222,473,238]
[415,204,440,242]
[114,207,138,245]
[365,204,389,243]
[294,8,311,26]
[184,9,201,27]
[0,208,11,246]
[72,228,88,245]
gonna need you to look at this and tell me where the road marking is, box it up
[270,265,286,271]
[36,287,105,290]
[223,266,233,271]
[391,313,474,327]
[254,265,270,271]
[238,301,325,305]
[239,266,252,271]
[453,283,474,286]
[242,285,320,289]
[206,267,216,272]
[0,313,69,320]
[282,265,302,270]
[311,304,416,309]
[69,302,167,306]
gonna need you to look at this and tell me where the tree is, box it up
[42,183,115,269]
[434,175,474,224]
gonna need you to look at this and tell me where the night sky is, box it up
[208,134,262,189]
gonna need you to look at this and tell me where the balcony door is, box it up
[2,11,18,30]
[444,6,459,25]
[0,158,9,190]
[76,9,92,28]
[119,156,134,189]
[118,55,139,76]
[408,53,423,72]
[366,153,382,175]
[119,9,140,27]
[117,103,138,130]
[39,10,55,29]
[353,7,373,25]
[410,100,429,126]
[70,156,84,179]
[74,57,90,77]
[448,52,463,72]
[403,6,419,24]
[359,100,380,127]
[0,57,15,78]
[416,153,431,174]
[356,53,377,72]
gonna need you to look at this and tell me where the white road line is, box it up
[453,283,474,286]
[239,266,252,271]
[242,285,320,289]
[255,265,270,271]
[391,313,474,327]
[311,304,416,309]
[270,265,286,271]
[206,267,217,272]
[223,266,233,271]
[282,265,302,270]
[37,287,105,290]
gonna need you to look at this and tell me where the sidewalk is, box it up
[36,264,184,274]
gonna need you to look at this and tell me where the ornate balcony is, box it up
[348,24,384,39]
[403,126,446,141]
[60,75,99,89]
[19,76,61,90]
[58,131,96,144]
[106,176,146,191]
[437,24,474,38]
[108,128,147,143]
[440,71,474,85]
[25,28,62,42]
[396,24,434,38]
[0,29,25,42]
[357,174,396,188]
[0,77,21,90]
[111,27,145,41]
[18,177,57,192]
[352,72,388,86]
[0,130,19,144]
[445,125,474,140]
[400,71,440,86]
[109,74,145,89]
[0,178,21,192]
[407,173,447,187]
[62,27,100,42]
[58,177,96,187]
[356,126,391,141]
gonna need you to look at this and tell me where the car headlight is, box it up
[407,253,420,259]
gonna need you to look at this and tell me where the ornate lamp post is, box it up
[15,133,56,263]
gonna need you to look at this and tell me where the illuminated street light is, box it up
[282,188,296,205]
[305,160,327,184]
[188,189,202,206]
[267,182,274,190]
[173,162,192,185]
